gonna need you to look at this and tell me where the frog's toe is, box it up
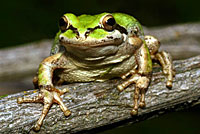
[130,109,138,115]
[139,101,146,108]
[17,92,43,104]
[52,90,71,117]
[117,74,140,92]
[63,109,71,117]
[17,97,23,104]
[117,84,124,92]
[166,81,173,89]
[60,88,70,95]
[33,123,41,131]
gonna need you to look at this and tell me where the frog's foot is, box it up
[117,74,150,115]
[145,35,175,88]
[17,87,70,131]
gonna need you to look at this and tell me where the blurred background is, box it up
[1,0,200,48]
[0,0,200,134]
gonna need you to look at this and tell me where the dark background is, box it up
[1,0,200,48]
[1,0,200,134]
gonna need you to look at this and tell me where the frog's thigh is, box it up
[144,35,160,58]
[145,35,174,88]
[155,51,174,88]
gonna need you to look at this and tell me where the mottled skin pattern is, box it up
[17,13,175,131]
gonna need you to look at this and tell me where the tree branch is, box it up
[0,55,200,134]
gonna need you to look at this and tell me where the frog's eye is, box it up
[102,15,116,31]
[59,16,69,32]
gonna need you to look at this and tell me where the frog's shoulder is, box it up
[112,13,144,37]
[112,13,138,27]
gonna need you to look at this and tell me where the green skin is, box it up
[17,13,174,131]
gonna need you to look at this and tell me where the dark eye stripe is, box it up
[84,24,128,35]
[115,24,128,34]
[84,26,100,38]
[67,24,128,39]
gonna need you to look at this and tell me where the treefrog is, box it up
[17,13,175,131]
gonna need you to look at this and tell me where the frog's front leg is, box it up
[17,53,71,131]
[145,35,175,88]
[118,37,152,115]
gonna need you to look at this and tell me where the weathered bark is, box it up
[0,55,200,134]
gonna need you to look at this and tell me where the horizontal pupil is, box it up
[106,18,115,26]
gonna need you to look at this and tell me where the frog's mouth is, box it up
[60,37,123,47]
[59,35,127,60]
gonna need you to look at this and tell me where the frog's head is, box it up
[58,13,143,58]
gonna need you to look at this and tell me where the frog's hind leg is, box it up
[145,35,175,88]
[17,88,70,131]
[117,74,150,115]
[155,51,175,87]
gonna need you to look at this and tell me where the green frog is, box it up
[17,13,175,131]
